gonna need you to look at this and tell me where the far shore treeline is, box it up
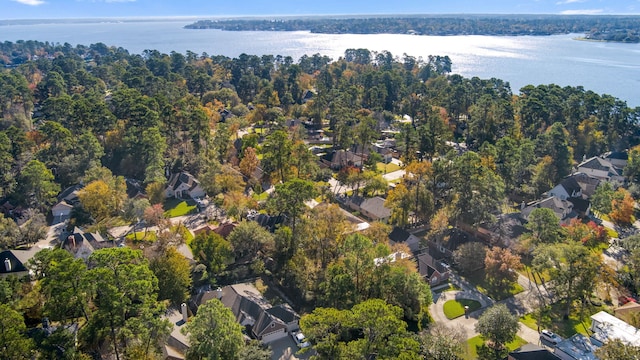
[185,15,640,43]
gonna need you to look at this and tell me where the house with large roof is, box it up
[1,248,39,278]
[577,156,624,182]
[61,227,113,260]
[165,172,205,199]
[590,310,640,347]
[345,196,392,223]
[521,196,576,225]
[195,283,301,344]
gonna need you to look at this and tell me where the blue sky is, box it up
[3,0,640,19]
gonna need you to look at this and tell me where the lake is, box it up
[1,19,639,106]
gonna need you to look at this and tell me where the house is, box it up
[603,150,628,169]
[61,227,112,260]
[325,150,364,170]
[553,334,599,360]
[476,213,528,248]
[125,178,147,200]
[246,212,286,232]
[345,196,391,223]
[388,227,422,253]
[57,184,82,205]
[417,252,451,286]
[590,310,640,347]
[193,222,237,239]
[614,301,640,326]
[508,344,560,360]
[51,201,74,222]
[0,248,38,278]
[521,197,576,225]
[165,172,206,199]
[197,283,301,344]
[577,156,624,182]
[427,228,473,260]
[547,172,600,201]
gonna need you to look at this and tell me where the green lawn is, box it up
[376,162,401,173]
[172,224,194,245]
[520,302,596,338]
[464,270,525,301]
[125,231,157,242]
[164,199,197,218]
[465,335,527,360]
[443,299,482,319]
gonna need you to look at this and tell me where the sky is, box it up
[3,0,640,19]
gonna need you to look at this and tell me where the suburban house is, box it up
[165,172,206,199]
[57,184,82,205]
[388,227,422,254]
[193,222,237,239]
[324,150,365,170]
[476,213,528,248]
[589,311,640,347]
[345,196,391,223]
[576,156,624,182]
[603,150,628,169]
[508,344,560,360]
[417,252,451,286]
[553,334,599,360]
[1,248,39,278]
[61,227,112,260]
[51,201,74,222]
[196,283,301,344]
[426,228,473,261]
[521,197,576,225]
[125,178,147,200]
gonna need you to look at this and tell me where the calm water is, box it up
[1,19,639,106]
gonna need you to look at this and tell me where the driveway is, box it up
[429,274,545,346]
[269,336,315,360]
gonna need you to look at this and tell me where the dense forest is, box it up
[2,39,640,359]
[185,15,640,42]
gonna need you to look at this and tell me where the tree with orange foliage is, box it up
[485,246,522,287]
[564,218,608,247]
[610,188,635,225]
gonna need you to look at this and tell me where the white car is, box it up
[540,329,562,345]
[292,331,310,348]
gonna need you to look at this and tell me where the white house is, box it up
[51,201,74,222]
[165,172,206,199]
[577,157,624,182]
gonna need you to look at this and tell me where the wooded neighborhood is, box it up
[1,39,640,359]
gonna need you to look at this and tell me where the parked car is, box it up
[291,331,310,348]
[540,329,562,345]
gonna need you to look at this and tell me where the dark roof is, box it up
[125,178,146,199]
[253,214,286,232]
[1,248,38,274]
[559,176,582,196]
[509,344,560,360]
[388,227,412,243]
[568,197,590,213]
[213,223,237,239]
[168,172,200,191]
[417,253,449,279]
[266,304,300,324]
[57,184,83,202]
[605,151,628,160]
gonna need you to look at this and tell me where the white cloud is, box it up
[11,0,45,5]
[560,9,604,14]
[556,0,587,4]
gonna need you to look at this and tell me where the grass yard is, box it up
[376,161,401,173]
[125,231,157,242]
[443,299,482,319]
[520,302,597,338]
[172,224,194,245]
[465,335,527,360]
[464,270,525,301]
[164,198,197,218]
[252,191,270,202]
